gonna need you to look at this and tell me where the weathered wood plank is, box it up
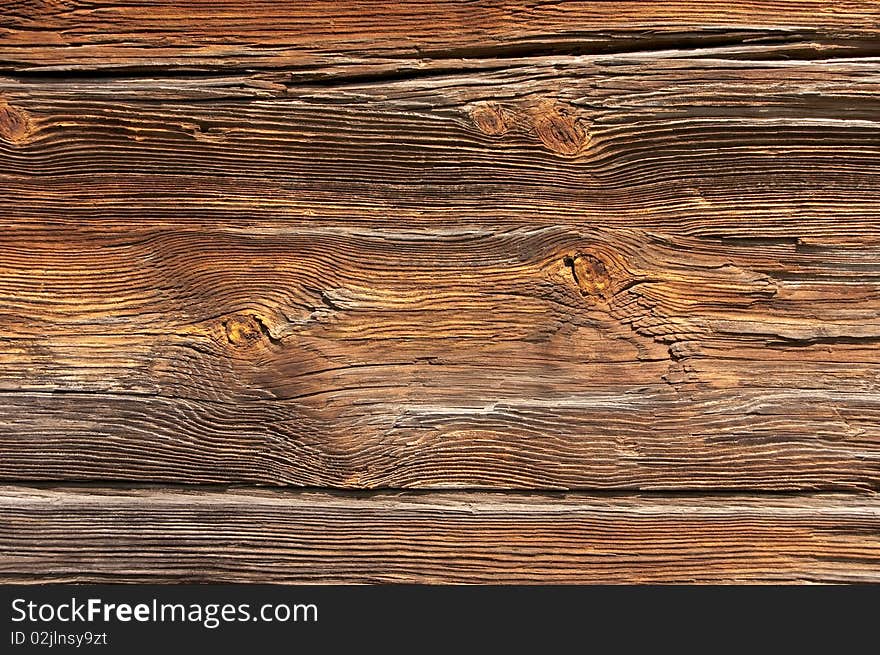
[1,58,878,237]
[1,486,878,584]
[2,0,878,586]
[0,225,877,489]
[2,1,879,73]
[2,57,879,489]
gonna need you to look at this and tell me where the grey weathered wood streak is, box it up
[2,487,879,584]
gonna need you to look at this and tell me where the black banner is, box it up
[1,585,876,651]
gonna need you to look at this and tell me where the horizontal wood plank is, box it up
[2,486,879,584]
[1,58,878,236]
[0,225,878,489]
[2,1,880,73]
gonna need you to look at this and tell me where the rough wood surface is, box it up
[1,224,879,488]
[1,58,878,489]
[2,1,879,73]
[2,486,879,584]
[2,1,879,583]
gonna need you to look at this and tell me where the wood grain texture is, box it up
[2,486,879,584]
[2,0,880,584]
[1,225,879,489]
[1,57,878,489]
[2,0,879,73]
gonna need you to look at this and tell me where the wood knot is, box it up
[224,315,276,347]
[532,102,588,156]
[564,253,613,301]
[470,102,509,136]
[0,102,33,145]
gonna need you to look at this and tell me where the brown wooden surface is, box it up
[1,1,879,583]
[3,1,880,73]
[3,487,880,584]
